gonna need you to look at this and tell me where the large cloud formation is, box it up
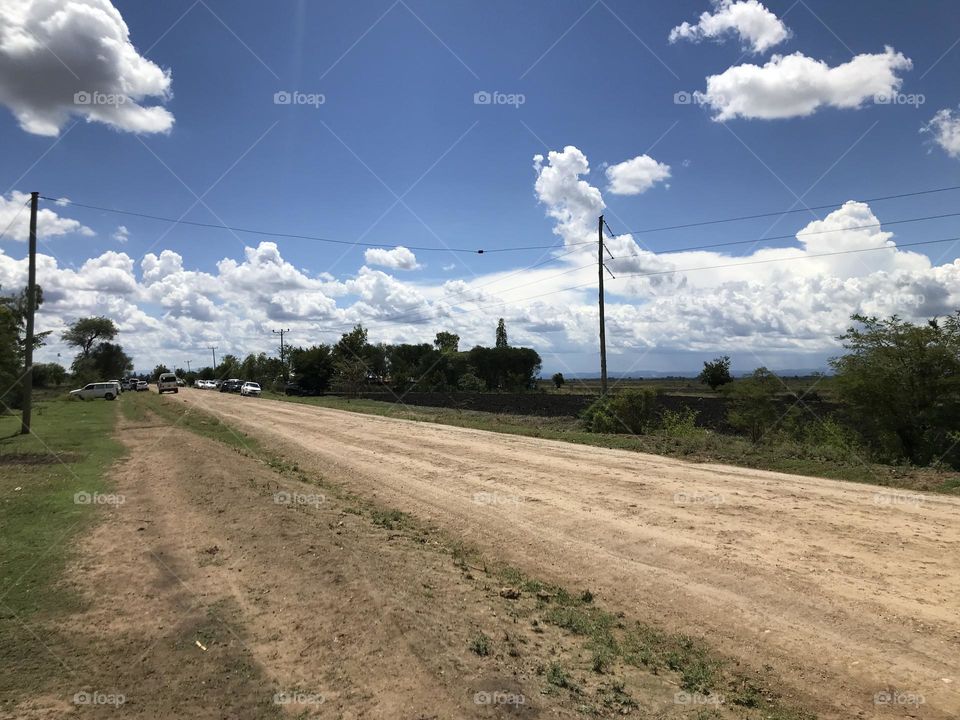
[1,138,958,373]
[697,47,912,121]
[670,0,790,54]
[0,0,173,136]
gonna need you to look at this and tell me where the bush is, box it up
[724,368,781,443]
[581,390,659,434]
[658,406,700,438]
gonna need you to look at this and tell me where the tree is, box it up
[552,372,565,389]
[495,318,508,348]
[62,317,118,358]
[468,346,541,391]
[215,355,240,379]
[289,345,334,395]
[88,343,133,380]
[333,325,373,395]
[725,367,781,443]
[434,331,460,354]
[33,363,66,388]
[831,313,960,466]
[152,364,171,379]
[698,356,733,391]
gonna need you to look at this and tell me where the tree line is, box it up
[164,319,542,396]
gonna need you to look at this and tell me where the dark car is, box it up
[284,382,304,396]
[219,379,243,393]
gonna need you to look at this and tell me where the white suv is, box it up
[157,372,179,394]
[70,382,119,401]
[240,382,261,397]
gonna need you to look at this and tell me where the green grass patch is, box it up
[0,394,124,702]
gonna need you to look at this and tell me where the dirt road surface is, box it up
[174,389,960,720]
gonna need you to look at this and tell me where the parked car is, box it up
[121,378,137,391]
[220,379,242,393]
[136,380,148,392]
[240,381,261,397]
[157,372,179,394]
[108,380,123,394]
[70,382,119,401]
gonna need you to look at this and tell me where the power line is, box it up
[39,195,563,255]
[612,235,960,280]
[608,210,960,259]
[611,183,960,236]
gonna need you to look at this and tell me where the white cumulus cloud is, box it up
[363,246,420,270]
[922,107,960,159]
[0,0,174,136]
[112,225,129,243]
[670,0,789,54]
[0,191,93,240]
[605,155,671,195]
[697,47,912,121]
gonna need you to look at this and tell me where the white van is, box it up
[70,382,119,401]
[157,372,179,394]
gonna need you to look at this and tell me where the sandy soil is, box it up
[10,409,737,719]
[172,389,960,720]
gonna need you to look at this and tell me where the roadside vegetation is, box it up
[0,393,123,705]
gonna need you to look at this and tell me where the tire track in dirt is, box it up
[174,389,960,720]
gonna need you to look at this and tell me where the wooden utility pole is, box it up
[273,328,291,379]
[20,192,39,435]
[210,346,218,371]
[598,214,608,396]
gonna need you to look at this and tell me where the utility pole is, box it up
[185,360,192,373]
[210,346,218,371]
[598,214,608,396]
[20,192,39,435]
[273,328,290,379]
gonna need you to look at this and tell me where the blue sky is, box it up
[1,0,960,374]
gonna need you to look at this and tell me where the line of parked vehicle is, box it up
[70,377,149,400]
[193,378,261,397]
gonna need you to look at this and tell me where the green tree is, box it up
[434,331,460,354]
[215,355,240,379]
[831,313,960,466]
[33,362,66,388]
[61,316,117,358]
[495,318,508,348]
[152,364,171,379]
[552,372,565,389]
[289,345,334,395]
[698,355,733,391]
[725,367,781,443]
[88,343,133,380]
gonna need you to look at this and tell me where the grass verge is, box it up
[0,394,124,705]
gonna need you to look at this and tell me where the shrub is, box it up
[658,406,700,438]
[581,390,659,434]
[724,368,781,443]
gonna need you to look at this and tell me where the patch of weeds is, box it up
[544,662,578,693]
[370,508,411,530]
[597,680,637,712]
[469,631,491,657]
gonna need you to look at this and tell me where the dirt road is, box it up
[174,389,960,719]
[18,411,705,719]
